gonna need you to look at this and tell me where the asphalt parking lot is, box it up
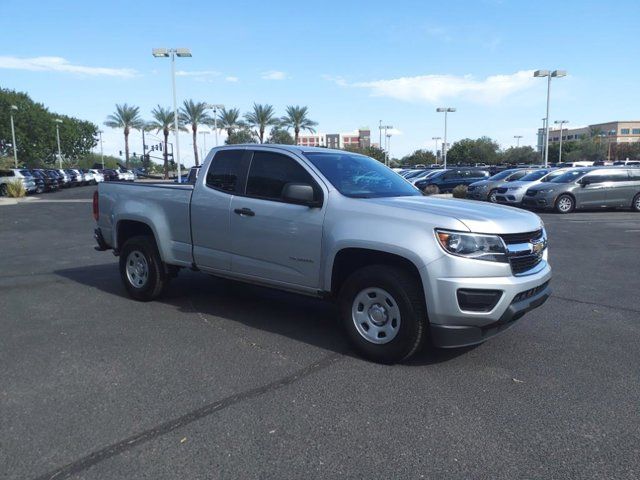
[1,186,639,480]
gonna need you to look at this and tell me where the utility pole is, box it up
[55,119,63,169]
[10,105,18,168]
[432,136,442,163]
[98,130,104,169]
[437,107,456,169]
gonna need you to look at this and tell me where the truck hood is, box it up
[366,196,543,234]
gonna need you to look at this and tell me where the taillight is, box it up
[92,190,99,221]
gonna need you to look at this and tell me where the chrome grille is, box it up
[499,229,546,276]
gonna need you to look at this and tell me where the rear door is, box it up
[229,149,326,289]
[604,170,633,207]
[438,170,462,192]
[191,148,249,271]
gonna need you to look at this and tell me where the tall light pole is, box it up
[513,135,523,147]
[153,48,192,182]
[432,136,442,163]
[10,105,18,168]
[378,120,382,150]
[199,131,210,159]
[386,133,392,164]
[554,120,569,164]
[98,130,105,169]
[207,104,224,146]
[534,69,566,167]
[436,107,455,169]
[379,124,393,165]
[55,119,63,169]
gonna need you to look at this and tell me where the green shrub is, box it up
[6,179,26,198]
[452,184,468,198]
[422,184,440,196]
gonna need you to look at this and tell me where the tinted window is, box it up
[246,151,316,201]
[507,170,530,181]
[206,149,244,192]
[551,170,590,183]
[443,171,461,180]
[488,169,520,181]
[305,152,420,198]
[520,170,549,182]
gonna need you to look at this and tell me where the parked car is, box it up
[89,169,104,183]
[30,169,58,192]
[0,169,38,195]
[94,145,551,363]
[100,169,119,181]
[613,160,640,166]
[522,167,640,213]
[467,168,534,202]
[415,168,490,193]
[55,169,71,187]
[407,169,442,185]
[116,168,135,181]
[17,169,44,193]
[495,169,569,206]
[64,169,81,186]
[79,169,96,185]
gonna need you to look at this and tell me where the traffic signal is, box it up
[119,150,123,156]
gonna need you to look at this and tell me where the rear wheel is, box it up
[632,193,640,212]
[555,194,575,214]
[0,184,7,196]
[339,265,428,363]
[119,235,168,301]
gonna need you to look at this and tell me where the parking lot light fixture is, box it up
[514,135,523,147]
[534,69,567,168]
[436,108,456,169]
[554,120,569,163]
[432,136,442,163]
[55,119,63,169]
[153,47,192,182]
[10,105,18,168]
[206,104,225,147]
[98,130,105,169]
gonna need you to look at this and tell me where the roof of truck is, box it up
[216,144,352,155]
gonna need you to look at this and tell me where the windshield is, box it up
[519,170,549,182]
[488,169,519,181]
[305,152,421,198]
[551,169,589,183]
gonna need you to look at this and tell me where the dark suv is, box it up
[414,168,490,193]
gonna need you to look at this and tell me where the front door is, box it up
[576,174,607,208]
[229,150,325,289]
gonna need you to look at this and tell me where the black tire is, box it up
[632,193,640,212]
[488,189,498,203]
[555,194,575,214]
[119,235,168,301]
[0,184,7,196]
[339,265,428,364]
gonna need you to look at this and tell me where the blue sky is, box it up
[2,0,639,166]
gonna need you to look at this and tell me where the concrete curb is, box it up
[0,198,18,206]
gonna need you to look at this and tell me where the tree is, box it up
[226,128,256,145]
[244,103,279,144]
[179,100,212,166]
[1,88,97,167]
[401,149,437,166]
[447,137,501,165]
[280,105,318,144]
[501,146,538,165]
[147,105,175,179]
[267,127,294,144]
[104,103,144,168]
[215,107,244,139]
[344,145,387,163]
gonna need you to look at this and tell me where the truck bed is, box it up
[97,182,195,267]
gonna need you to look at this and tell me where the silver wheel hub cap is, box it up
[126,250,149,288]
[352,288,401,344]
[559,197,572,211]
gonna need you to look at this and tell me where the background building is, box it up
[539,121,640,148]
[297,128,371,149]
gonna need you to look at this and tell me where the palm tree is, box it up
[244,103,279,144]
[280,105,318,144]
[104,104,144,167]
[215,107,245,139]
[147,105,175,179]
[179,100,212,166]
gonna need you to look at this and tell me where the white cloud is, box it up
[0,56,136,77]
[328,70,537,105]
[175,70,220,77]
[261,70,287,80]
[225,76,239,82]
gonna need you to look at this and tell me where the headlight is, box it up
[508,187,522,191]
[435,229,508,263]
[536,188,554,194]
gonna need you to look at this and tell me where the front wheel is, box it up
[555,194,575,214]
[632,193,640,212]
[119,235,168,301]
[339,265,428,363]
[0,184,7,196]
[488,189,498,203]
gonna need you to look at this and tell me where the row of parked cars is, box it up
[397,162,640,213]
[0,167,136,196]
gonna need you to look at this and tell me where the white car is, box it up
[89,169,104,183]
[0,169,38,195]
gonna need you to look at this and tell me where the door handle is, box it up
[234,207,255,217]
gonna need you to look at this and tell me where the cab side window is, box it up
[246,151,317,202]
[205,150,245,192]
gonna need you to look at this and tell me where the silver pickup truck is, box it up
[93,145,551,363]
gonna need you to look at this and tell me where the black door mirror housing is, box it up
[282,183,321,207]
[579,178,590,187]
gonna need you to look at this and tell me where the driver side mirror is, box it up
[579,178,590,187]
[282,183,322,208]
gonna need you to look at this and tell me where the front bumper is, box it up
[466,189,488,201]
[522,194,555,210]
[421,253,552,348]
[496,190,526,205]
[430,280,551,348]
